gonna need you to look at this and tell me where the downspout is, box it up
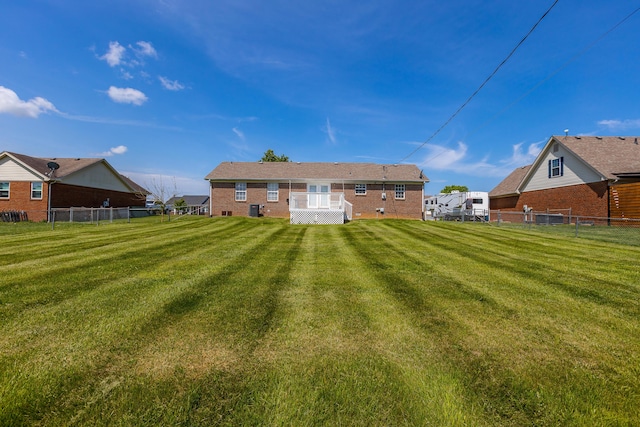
[208,180,213,217]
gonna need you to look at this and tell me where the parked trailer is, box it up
[425,191,489,221]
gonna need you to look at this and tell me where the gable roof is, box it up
[3,151,103,179]
[205,162,428,183]
[490,135,640,198]
[489,165,531,197]
[167,195,209,206]
[0,151,147,193]
[554,135,640,179]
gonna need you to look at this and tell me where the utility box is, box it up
[249,204,260,217]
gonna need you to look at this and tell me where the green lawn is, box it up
[1,217,639,426]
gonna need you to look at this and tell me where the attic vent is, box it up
[575,136,581,139]
[618,137,626,140]
[552,144,559,153]
[596,136,603,140]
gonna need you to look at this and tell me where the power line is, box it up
[398,0,559,163]
[414,4,640,169]
[467,5,640,138]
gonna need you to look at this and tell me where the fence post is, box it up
[569,208,572,225]
[575,216,579,237]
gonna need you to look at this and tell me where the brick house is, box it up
[166,195,210,215]
[205,162,428,223]
[490,135,640,218]
[0,151,147,222]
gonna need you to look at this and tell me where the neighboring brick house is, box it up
[166,195,210,215]
[490,135,640,218]
[0,151,147,222]
[205,162,428,223]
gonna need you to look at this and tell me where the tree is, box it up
[145,176,179,222]
[173,198,187,214]
[440,185,469,194]
[261,149,290,162]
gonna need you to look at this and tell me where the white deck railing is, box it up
[289,192,352,223]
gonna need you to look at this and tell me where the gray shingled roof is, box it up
[489,165,531,197]
[6,151,103,178]
[167,195,209,206]
[490,135,640,197]
[557,135,640,179]
[2,151,147,193]
[205,162,428,183]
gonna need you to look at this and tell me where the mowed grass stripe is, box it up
[46,221,308,425]
[1,218,297,424]
[1,218,639,425]
[368,220,640,424]
[0,218,259,321]
[248,225,482,426]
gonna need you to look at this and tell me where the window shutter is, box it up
[548,160,551,178]
[560,157,564,176]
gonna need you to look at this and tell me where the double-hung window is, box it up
[395,184,405,200]
[548,157,564,178]
[267,182,279,201]
[355,183,366,195]
[0,182,9,199]
[31,182,43,199]
[235,182,247,201]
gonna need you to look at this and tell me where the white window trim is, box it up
[394,184,406,200]
[549,157,564,178]
[267,182,279,202]
[235,182,247,202]
[355,183,367,195]
[31,182,43,200]
[0,182,9,199]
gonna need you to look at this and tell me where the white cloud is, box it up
[158,76,185,91]
[110,145,128,154]
[597,119,640,131]
[503,140,543,167]
[100,41,126,67]
[96,145,128,157]
[232,127,245,141]
[123,171,209,197]
[324,117,337,144]
[418,139,542,178]
[0,86,58,118]
[421,141,468,171]
[133,41,157,58]
[107,86,148,105]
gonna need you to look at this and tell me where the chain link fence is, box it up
[1,207,164,225]
[489,209,640,246]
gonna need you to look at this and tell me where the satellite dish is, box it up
[47,161,60,170]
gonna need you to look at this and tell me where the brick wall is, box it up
[210,181,424,220]
[343,183,423,219]
[490,182,609,217]
[51,183,144,208]
[0,181,50,221]
[1,181,142,222]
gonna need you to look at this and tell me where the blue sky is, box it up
[1,0,639,196]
